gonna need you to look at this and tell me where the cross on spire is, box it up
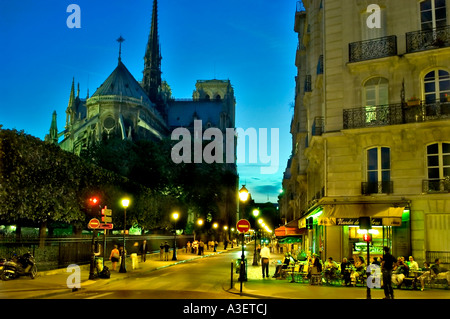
[117,35,125,62]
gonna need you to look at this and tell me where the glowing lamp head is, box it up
[239,185,249,202]
[121,198,130,208]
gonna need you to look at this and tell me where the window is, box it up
[361,7,387,40]
[426,142,450,191]
[364,77,389,123]
[424,69,450,103]
[420,0,447,30]
[366,147,391,193]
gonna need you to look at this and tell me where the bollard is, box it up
[231,261,234,289]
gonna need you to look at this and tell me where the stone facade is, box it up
[280,0,450,265]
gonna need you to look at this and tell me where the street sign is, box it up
[99,223,113,230]
[88,218,100,229]
[101,207,112,223]
[236,219,251,233]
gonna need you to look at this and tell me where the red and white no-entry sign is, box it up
[236,219,251,233]
[88,218,100,229]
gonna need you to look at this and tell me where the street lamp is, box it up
[119,198,130,273]
[172,212,179,261]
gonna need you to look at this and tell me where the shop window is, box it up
[365,147,391,194]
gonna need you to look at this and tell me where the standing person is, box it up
[109,245,120,271]
[159,242,164,261]
[186,241,191,254]
[139,240,148,262]
[214,240,218,252]
[260,244,271,279]
[163,241,170,261]
[381,246,397,299]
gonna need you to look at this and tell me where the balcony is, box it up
[406,25,450,53]
[423,179,450,193]
[343,101,450,129]
[349,35,397,63]
[362,181,393,195]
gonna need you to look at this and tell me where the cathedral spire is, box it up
[143,0,162,103]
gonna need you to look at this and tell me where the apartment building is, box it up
[280,0,450,265]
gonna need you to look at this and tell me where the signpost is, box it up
[236,219,251,293]
[88,218,100,229]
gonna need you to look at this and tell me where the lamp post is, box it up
[172,212,179,261]
[252,209,260,266]
[195,218,203,241]
[119,198,129,273]
[238,185,249,220]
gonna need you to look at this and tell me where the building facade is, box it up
[280,0,450,266]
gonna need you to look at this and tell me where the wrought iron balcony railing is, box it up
[423,179,450,193]
[349,35,397,63]
[406,25,450,53]
[362,181,393,195]
[343,101,450,129]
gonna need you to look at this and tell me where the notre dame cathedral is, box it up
[45,0,237,230]
[46,0,235,157]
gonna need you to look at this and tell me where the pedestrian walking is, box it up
[139,240,148,262]
[214,240,218,252]
[109,245,120,271]
[164,241,170,261]
[260,244,271,278]
[159,242,164,261]
[381,246,397,299]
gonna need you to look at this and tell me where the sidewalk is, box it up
[225,250,450,300]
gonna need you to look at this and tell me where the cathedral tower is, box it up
[142,0,162,106]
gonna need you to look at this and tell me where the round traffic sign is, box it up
[88,218,100,229]
[236,219,251,233]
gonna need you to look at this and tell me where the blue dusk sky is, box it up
[0,0,300,204]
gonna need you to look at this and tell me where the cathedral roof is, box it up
[91,60,153,106]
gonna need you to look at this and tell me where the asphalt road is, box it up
[53,251,246,299]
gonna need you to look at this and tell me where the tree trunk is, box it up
[39,220,47,248]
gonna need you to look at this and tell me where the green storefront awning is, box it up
[278,237,302,244]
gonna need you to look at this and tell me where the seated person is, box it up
[324,257,338,283]
[408,256,419,272]
[273,253,294,278]
[392,257,409,287]
[431,258,450,283]
[417,259,449,291]
[418,262,431,291]
[350,256,366,285]
[340,257,353,286]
